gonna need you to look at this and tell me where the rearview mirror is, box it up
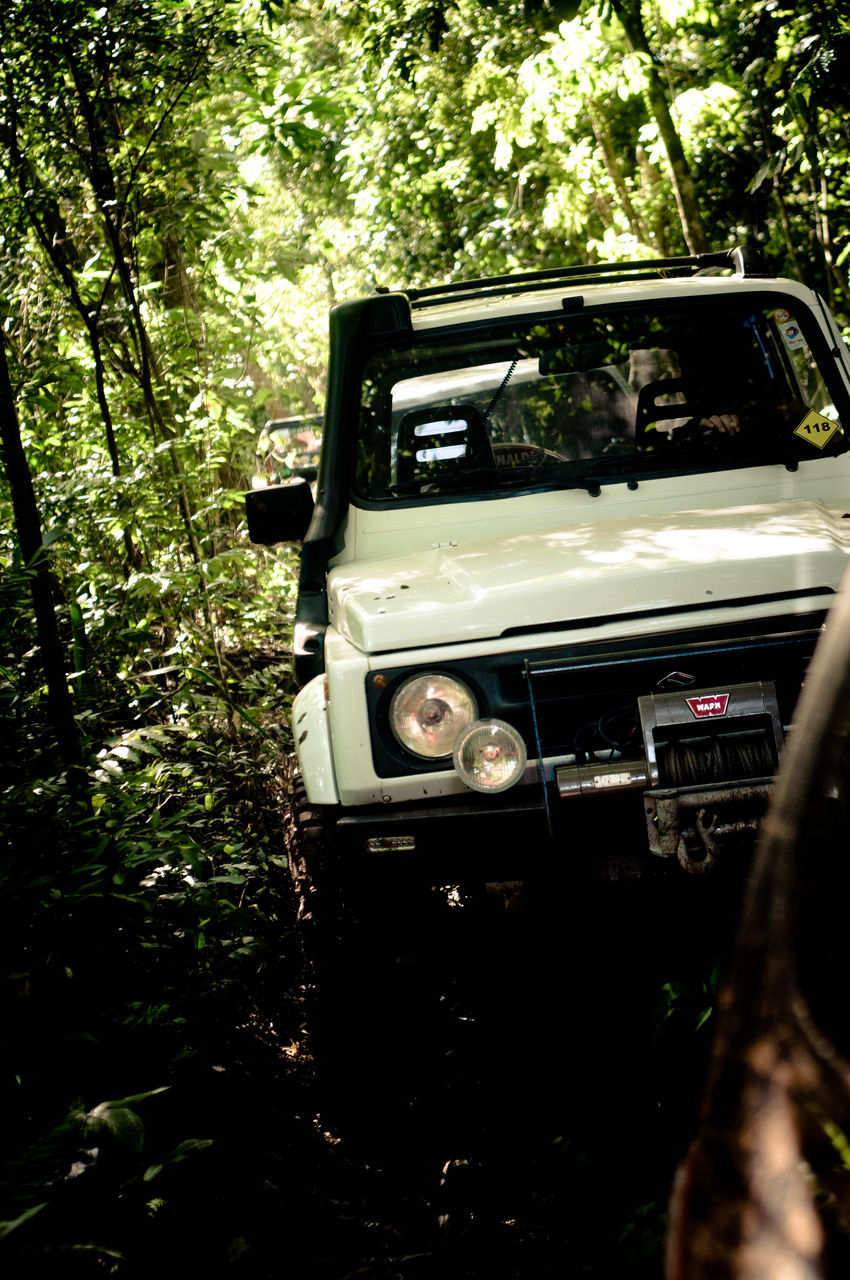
[539,339,622,376]
[245,481,315,545]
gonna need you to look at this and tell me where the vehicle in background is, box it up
[253,413,323,488]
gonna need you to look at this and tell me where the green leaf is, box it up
[41,525,67,549]
[86,1103,145,1154]
[747,153,783,193]
[100,1086,170,1108]
[0,1203,48,1239]
[164,1138,215,1164]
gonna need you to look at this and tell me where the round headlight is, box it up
[453,720,527,793]
[390,673,477,759]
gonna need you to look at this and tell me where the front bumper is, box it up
[334,676,780,885]
[334,774,770,886]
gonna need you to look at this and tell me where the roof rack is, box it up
[395,246,772,310]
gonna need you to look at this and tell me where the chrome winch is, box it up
[556,681,783,872]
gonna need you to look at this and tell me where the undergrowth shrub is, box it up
[0,544,304,1274]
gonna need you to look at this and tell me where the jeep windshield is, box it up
[355,295,849,501]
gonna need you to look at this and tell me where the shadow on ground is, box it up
[218,868,738,1280]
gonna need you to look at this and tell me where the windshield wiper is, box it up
[386,464,601,498]
[387,466,507,496]
[389,465,522,494]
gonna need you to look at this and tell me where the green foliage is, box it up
[0,622,299,1272]
[0,1082,219,1271]
[652,964,719,1043]
[2,0,850,1271]
[254,0,850,306]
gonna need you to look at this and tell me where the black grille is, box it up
[366,611,824,779]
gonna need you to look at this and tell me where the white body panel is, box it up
[292,673,339,804]
[291,267,850,811]
[328,494,850,656]
[335,449,850,565]
[408,275,845,335]
[296,492,850,808]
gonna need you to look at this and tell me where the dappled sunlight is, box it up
[522,505,845,573]
[461,505,844,578]
[7,0,850,1273]
[331,499,848,656]
[581,520,837,570]
[335,504,847,638]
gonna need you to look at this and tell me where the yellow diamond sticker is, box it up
[793,410,841,449]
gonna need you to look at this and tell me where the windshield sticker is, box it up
[492,443,545,467]
[779,318,806,351]
[794,410,841,449]
[773,307,791,324]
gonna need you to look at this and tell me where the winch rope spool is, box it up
[658,732,775,788]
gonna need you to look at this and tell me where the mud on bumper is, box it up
[334,774,772,887]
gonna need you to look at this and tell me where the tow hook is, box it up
[646,781,771,867]
[677,809,720,876]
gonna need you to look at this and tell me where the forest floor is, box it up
[185,860,730,1280]
[2,742,736,1280]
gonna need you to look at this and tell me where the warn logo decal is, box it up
[685,693,730,719]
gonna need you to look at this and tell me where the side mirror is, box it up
[245,481,315,545]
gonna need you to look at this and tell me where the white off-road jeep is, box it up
[247,247,850,917]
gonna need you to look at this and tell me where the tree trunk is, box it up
[610,0,709,254]
[0,328,81,765]
[587,100,649,247]
[635,144,671,254]
[666,584,850,1278]
[1,67,140,572]
[754,89,805,280]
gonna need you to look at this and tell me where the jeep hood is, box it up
[327,503,850,655]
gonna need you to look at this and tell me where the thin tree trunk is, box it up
[587,100,649,246]
[773,178,805,282]
[90,328,141,573]
[635,145,670,253]
[1,68,140,572]
[47,10,207,573]
[754,87,805,280]
[0,329,81,765]
[60,77,230,682]
[611,0,708,254]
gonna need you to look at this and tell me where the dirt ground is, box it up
[209,869,733,1280]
